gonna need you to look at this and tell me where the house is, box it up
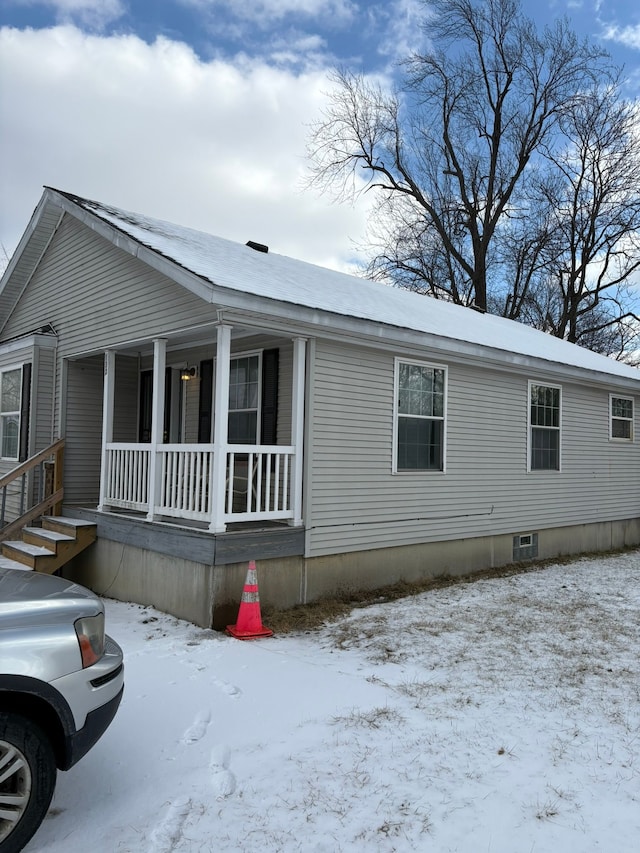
[0,187,638,628]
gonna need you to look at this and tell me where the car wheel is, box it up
[0,714,57,853]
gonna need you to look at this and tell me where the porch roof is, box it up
[3,187,639,387]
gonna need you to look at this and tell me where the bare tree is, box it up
[0,244,9,278]
[307,0,640,358]
[534,82,640,349]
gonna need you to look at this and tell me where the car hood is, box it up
[0,567,102,624]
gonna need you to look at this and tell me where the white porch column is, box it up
[289,336,307,527]
[209,324,231,532]
[97,349,116,512]
[146,338,167,522]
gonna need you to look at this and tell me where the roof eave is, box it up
[0,190,64,334]
[44,189,218,303]
[218,305,640,391]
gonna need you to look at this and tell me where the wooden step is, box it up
[41,516,96,533]
[23,526,75,549]
[2,540,55,570]
[1,517,97,574]
[0,555,33,571]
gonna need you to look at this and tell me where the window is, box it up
[228,354,260,444]
[0,367,22,460]
[610,396,633,440]
[198,349,278,444]
[529,383,561,471]
[394,360,446,471]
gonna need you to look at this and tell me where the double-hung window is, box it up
[394,360,446,471]
[610,396,633,440]
[228,354,261,444]
[0,367,22,460]
[529,382,561,471]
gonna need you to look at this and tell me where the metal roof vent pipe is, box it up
[246,240,269,253]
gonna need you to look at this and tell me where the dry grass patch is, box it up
[331,706,404,729]
[262,547,638,635]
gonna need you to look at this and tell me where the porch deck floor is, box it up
[98,508,289,534]
[63,505,304,566]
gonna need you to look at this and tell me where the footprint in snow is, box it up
[210,745,236,799]
[147,796,191,853]
[212,678,241,698]
[181,709,211,744]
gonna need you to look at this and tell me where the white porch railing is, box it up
[102,442,296,525]
[103,444,151,512]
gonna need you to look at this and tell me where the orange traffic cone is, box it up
[226,561,273,640]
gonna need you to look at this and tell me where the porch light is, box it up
[181,366,197,381]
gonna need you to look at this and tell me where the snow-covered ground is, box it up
[26,550,640,852]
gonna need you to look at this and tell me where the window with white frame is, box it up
[228,354,261,444]
[610,396,634,440]
[0,367,22,460]
[529,382,561,471]
[395,360,446,471]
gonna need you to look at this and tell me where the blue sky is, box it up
[1,0,639,272]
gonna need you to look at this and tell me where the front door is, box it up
[138,368,184,442]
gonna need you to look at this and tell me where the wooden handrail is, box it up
[0,490,63,542]
[0,438,65,490]
[0,439,65,540]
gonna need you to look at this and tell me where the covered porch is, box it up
[94,323,307,534]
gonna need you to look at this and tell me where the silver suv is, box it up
[0,567,124,852]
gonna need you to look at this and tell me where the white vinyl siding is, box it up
[33,346,56,454]
[113,355,139,443]
[63,356,104,504]
[307,339,640,558]
[610,395,634,441]
[0,215,221,442]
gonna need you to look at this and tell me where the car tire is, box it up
[0,713,57,853]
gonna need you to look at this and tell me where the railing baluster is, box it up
[265,453,272,513]
[186,453,193,512]
[274,453,281,511]
[282,456,291,510]
[227,452,234,514]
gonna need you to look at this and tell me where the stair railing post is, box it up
[52,443,64,516]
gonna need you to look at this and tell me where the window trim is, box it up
[392,357,448,474]
[226,349,263,446]
[0,364,23,462]
[527,380,562,473]
[609,394,634,442]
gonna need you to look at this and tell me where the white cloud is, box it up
[367,0,431,64]
[0,25,373,272]
[7,0,125,29]
[602,23,640,51]
[180,0,358,28]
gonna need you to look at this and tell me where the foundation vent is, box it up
[513,532,538,561]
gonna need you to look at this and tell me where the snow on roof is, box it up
[68,192,639,382]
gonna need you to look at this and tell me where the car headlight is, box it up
[74,613,105,668]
